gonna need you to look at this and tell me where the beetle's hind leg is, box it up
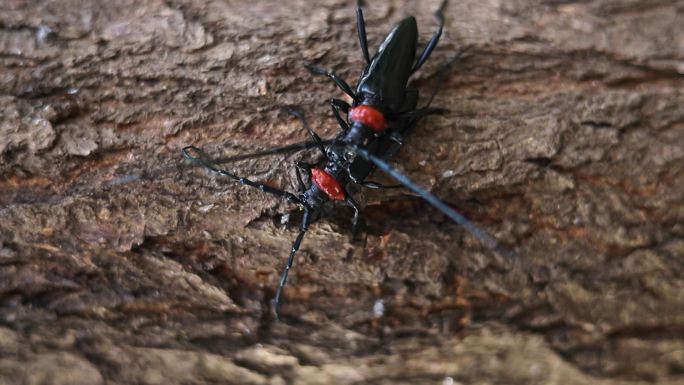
[411,0,447,74]
[344,192,361,237]
[272,208,312,320]
[356,0,371,64]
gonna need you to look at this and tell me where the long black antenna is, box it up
[349,145,517,260]
[182,146,303,205]
[212,139,335,164]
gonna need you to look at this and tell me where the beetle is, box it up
[183,0,513,318]
[304,0,449,183]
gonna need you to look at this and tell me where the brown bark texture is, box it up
[1,0,683,384]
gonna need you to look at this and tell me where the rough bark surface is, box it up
[1,0,683,384]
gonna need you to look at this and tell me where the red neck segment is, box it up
[311,168,346,201]
[349,105,388,132]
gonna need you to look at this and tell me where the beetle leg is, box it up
[331,98,351,131]
[356,0,371,64]
[411,0,447,74]
[389,131,404,146]
[284,107,329,160]
[345,193,361,236]
[295,161,312,192]
[305,64,358,101]
[272,208,312,320]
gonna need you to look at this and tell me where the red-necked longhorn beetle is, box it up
[183,0,515,319]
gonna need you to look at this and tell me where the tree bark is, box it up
[1,0,682,384]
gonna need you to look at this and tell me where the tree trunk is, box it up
[1,0,682,384]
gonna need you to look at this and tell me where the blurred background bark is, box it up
[1,0,682,384]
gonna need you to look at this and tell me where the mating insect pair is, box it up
[183,0,512,318]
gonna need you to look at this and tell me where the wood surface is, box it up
[1,0,682,384]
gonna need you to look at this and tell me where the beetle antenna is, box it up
[349,145,518,261]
